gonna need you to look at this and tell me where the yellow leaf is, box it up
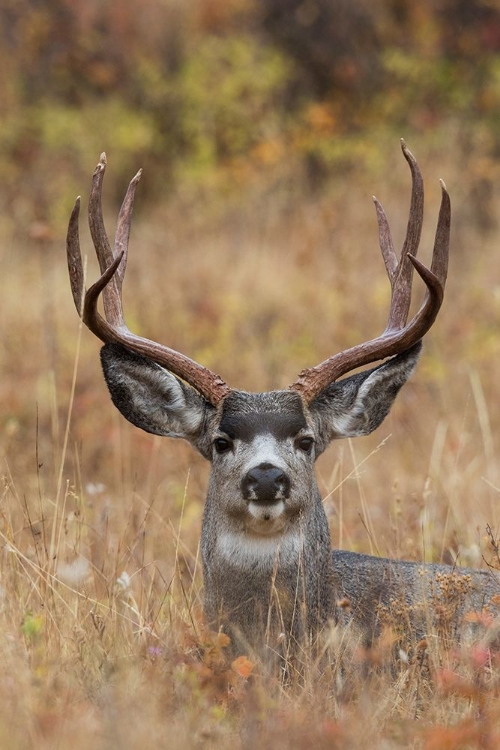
[215,632,231,649]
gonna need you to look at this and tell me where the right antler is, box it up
[290,140,450,403]
[67,154,231,406]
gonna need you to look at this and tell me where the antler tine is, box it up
[375,140,424,334]
[88,153,124,327]
[114,167,142,287]
[290,148,450,404]
[373,198,397,280]
[67,156,231,406]
[431,179,450,285]
[67,197,84,316]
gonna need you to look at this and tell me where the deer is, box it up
[67,142,500,661]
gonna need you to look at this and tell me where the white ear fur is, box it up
[309,344,421,452]
[329,363,409,438]
[130,364,205,436]
[100,343,208,441]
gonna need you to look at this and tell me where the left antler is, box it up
[66,153,231,406]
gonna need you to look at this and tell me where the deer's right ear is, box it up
[100,343,214,458]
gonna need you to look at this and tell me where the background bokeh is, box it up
[2,1,500,747]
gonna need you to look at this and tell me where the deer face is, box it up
[100,341,421,536]
[207,390,316,535]
[101,345,319,531]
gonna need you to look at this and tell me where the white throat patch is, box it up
[216,528,303,570]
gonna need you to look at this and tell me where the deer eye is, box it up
[296,436,314,453]
[214,438,233,454]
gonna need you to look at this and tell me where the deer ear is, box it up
[100,343,214,458]
[309,343,421,455]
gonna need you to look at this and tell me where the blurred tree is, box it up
[2,0,500,229]
[259,0,383,99]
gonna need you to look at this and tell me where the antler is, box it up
[66,153,231,406]
[290,140,450,403]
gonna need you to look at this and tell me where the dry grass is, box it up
[2,143,500,748]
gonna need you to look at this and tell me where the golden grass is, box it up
[2,144,500,747]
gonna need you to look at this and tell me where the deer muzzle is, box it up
[241,462,291,504]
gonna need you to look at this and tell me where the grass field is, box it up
[2,141,500,748]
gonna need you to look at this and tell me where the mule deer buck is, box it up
[67,143,499,659]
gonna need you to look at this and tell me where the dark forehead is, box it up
[219,390,307,441]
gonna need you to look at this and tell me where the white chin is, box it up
[247,500,286,534]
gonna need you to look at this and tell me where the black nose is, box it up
[241,462,291,503]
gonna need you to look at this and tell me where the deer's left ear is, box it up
[308,342,421,455]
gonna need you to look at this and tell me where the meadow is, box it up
[2,136,500,748]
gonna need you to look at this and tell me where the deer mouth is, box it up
[246,499,287,533]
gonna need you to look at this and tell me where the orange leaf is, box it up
[435,668,479,699]
[231,655,254,678]
[423,721,480,750]
[464,610,494,627]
